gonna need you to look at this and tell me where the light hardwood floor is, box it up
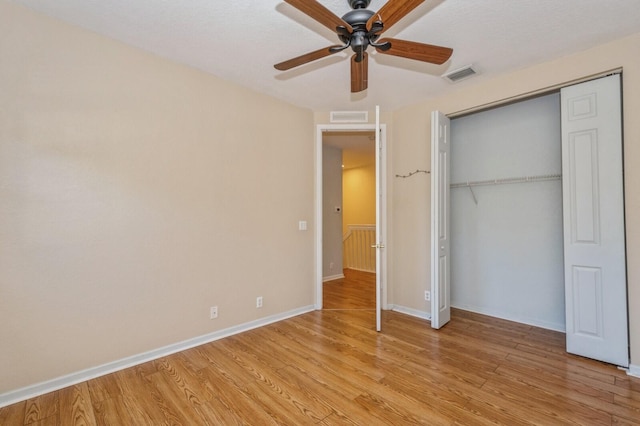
[1,270,639,425]
[323,269,376,310]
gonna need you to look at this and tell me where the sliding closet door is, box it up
[561,74,628,367]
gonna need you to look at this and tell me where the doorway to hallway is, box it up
[322,130,376,311]
[315,119,387,331]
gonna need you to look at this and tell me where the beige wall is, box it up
[390,32,640,366]
[342,162,376,235]
[0,2,315,394]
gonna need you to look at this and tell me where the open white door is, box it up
[430,111,451,329]
[375,105,383,332]
[561,74,629,367]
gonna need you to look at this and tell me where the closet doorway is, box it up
[433,74,629,367]
[450,92,565,331]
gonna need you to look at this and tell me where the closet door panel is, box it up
[561,74,628,367]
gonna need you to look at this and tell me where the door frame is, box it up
[315,123,388,310]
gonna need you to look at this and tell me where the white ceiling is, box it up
[9,0,640,112]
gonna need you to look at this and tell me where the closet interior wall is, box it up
[450,93,566,331]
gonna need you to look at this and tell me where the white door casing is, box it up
[375,106,383,331]
[315,121,388,328]
[430,111,451,329]
[561,74,628,367]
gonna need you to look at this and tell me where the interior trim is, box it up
[391,305,431,321]
[450,68,622,118]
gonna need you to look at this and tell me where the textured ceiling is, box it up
[8,0,640,112]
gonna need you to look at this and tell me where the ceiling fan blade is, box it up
[285,0,353,33]
[376,38,452,64]
[274,45,343,71]
[367,0,424,33]
[351,52,368,93]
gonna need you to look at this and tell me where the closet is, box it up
[450,92,565,331]
[443,74,629,366]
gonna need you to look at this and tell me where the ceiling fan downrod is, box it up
[348,0,370,8]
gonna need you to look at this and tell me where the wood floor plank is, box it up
[273,365,377,423]
[146,366,226,425]
[92,396,144,426]
[613,416,640,426]
[85,373,121,404]
[246,367,334,423]
[323,269,375,310]
[461,398,537,426]
[0,400,25,425]
[2,269,639,424]
[57,383,97,426]
[482,371,613,425]
[195,365,279,425]
[272,319,388,382]
[24,392,58,424]
[379,368,500,426]
[354,391,452,425]
[195,342,262,389]
[111,367,169,424]
[614,393,640,422]
[258,327,370,399]
[493,363,639,421]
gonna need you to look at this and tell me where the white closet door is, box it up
[561,74,628,367]
[430,111,451,329]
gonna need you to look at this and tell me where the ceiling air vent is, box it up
[330,111,368,123]
[442,65,477,83]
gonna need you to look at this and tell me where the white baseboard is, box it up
[0,305,315,409]
[451,303,566,332]
[322,273,345,282]
[391,304,431,321]
[345,267,375,273]
[628,364,640,378]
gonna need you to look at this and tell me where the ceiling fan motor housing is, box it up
[340,8,381,61]
[342,8,375,28]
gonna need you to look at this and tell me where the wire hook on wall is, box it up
[395,169,430,178]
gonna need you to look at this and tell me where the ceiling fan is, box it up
[274,0,453,93]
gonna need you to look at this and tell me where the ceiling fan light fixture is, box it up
[442,64,477,83]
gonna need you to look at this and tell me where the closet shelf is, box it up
[450,173,562,188]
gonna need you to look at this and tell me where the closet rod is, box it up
[450,173,562,189]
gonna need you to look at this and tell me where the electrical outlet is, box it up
[425,291,431,302]
[210,306,218,319]
[256,296,263,308]
[329,262,334,270]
